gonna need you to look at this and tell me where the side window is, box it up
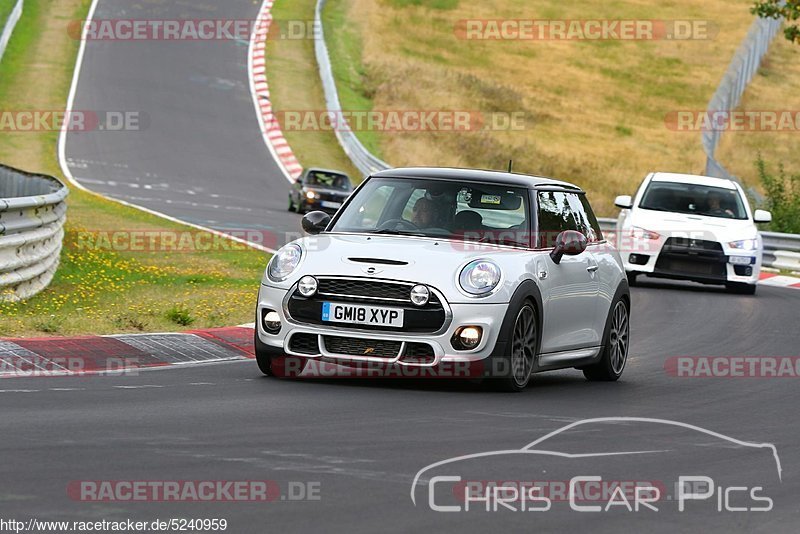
[578,194,603,242]
[537,191,598,247]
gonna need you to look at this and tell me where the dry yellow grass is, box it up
[716,36,800,183]
[265,0,361,179]
[327,0,796,215]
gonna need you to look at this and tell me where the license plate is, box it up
[728,256,754,265]
[321,200,342,209]
[321,302,404,328]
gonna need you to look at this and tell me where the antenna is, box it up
[507,160,513,173]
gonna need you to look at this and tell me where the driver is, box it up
[706,191,734,217]
[411,197,436,228]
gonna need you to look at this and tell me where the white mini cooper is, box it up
[255,168,630,391]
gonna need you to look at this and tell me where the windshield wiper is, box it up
[369,229,428,237]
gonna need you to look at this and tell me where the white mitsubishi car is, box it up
[614,172,772,294]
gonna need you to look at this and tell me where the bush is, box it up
[755,156,800,234]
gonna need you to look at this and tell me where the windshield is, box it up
[638,181,748,220]
[305,171,352,191]
[331,177,531,247]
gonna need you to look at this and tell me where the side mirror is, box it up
[753,209,772,223]
[301,211,331,235]
[550,230,588,265]
[614,195,633,209]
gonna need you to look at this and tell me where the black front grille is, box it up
[318,278,413,301]
[401,342,436,364]
[289,333,320,355]
[323,336,401,358]
[288,278,447,333]
[664,237,723,251]
[654,237,727,280]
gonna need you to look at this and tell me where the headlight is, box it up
[459,260,501,296]
[729,239,757,250]
[267,243,302,281]
[305,190,316,199]
[629,226,660,240]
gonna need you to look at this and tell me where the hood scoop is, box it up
[348,257,409,266]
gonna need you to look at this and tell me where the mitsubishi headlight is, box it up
[459,260,501,296]
[729,239,757,250]
[267,243,302,281]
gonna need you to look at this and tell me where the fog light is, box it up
[262,310,281,334]
[410,284,430,306]
[452,326,482,350]
[297,275,318,297]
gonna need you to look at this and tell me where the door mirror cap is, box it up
[550,230,588,265]
[614,195,633,209]
[753,209,772,223]
[301,211,331,235]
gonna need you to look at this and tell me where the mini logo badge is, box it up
[362,266,383,275]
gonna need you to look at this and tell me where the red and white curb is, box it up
[249,0,303,182]
[0,326,256,378]
[759,272,800,289]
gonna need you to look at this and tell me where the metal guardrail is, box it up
[702,12,784,182]
[0,164,68,301]
[315,0,391,178]
[598,217,800,271]
[0,0,23,65]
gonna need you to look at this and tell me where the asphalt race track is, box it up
[2,280,799,532]
[37,0,800,531]
[63,0,301,247]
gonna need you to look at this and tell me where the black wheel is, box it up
[489,303,537,392]
[254,330,306,378]
[726,282,756,295]
[583,299,629,381]
[288,195,296,212]
[626,272,638,286]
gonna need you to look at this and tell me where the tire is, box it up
[626,272,638,286]
[254,330,306,378]
[583,298,630,382]
[726,282,757,295]
[288,195,296,212]
[488,303,538,392]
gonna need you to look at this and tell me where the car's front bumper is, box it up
[256,283,508,366]
[619,240,761,285]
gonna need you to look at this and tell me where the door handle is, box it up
[587,265,598,273]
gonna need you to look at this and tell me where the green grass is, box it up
[0,0,16,37]
[0,0,268,336]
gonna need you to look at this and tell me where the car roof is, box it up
[370,167,582,191]
[651,172,738,190]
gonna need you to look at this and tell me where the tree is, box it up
[755,156,800,234]
[752,1,800,44]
